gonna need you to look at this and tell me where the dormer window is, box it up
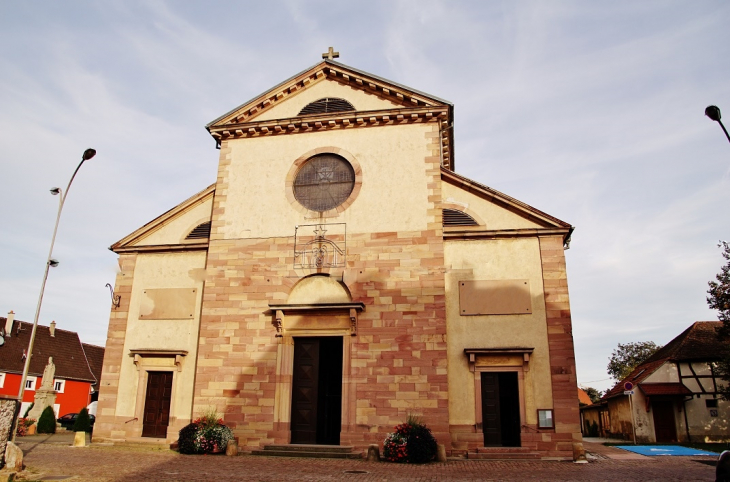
[298,98,355,116]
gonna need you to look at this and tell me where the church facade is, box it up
[94,56,582,459]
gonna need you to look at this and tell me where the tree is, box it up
[37,406,56,434]
[583,387,603,404]
[707,241,730,400]
[607,341,662,381]
[73,408,91,432]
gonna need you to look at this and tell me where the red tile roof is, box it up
[578,388,593,405]
[0,317,97,382]
[81,343,104,386]
[643,322,727,363]
[603,321,727,400]
[639,383,692,397]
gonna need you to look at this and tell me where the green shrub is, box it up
[405,423,438,463]
[73,408,91,432]
[37,406,56,434]
[178,423,200,454]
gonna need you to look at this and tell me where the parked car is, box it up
[57,412,96,431]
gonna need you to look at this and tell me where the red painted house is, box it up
[0,312,104,419]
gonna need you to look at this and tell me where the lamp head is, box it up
[705,105,722,122]
[82,149,97,161]
[48,259,59,268]
[50,188,61,195]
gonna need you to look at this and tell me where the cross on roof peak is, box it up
[322,47,339,60]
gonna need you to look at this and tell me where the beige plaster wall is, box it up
[607,397,633,439]
[444,237,551,426]
[136,198,213,246]
[442,182,542,231]
[113,252,206,425]
[255,78,400,122]
[630,392,657,442]
[684,396,730,442]
[222,123,432,238]
[676,362,715,392]
[608,393,682,443]
[643,362,679,384]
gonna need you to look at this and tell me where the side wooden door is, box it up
[291,338,320,444]
[652,401,678,443]
[481,373,502,446]
[142,371,173,438]
[481,372,521,447]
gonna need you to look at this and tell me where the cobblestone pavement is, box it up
[13,442,718,482]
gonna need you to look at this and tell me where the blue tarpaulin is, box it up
[616,445,718,456]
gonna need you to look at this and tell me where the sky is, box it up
[1,1,729,393]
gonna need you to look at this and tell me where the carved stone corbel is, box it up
[349,308,357,336]
[273,310,284,337]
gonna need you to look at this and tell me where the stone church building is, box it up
[94,53,582,459]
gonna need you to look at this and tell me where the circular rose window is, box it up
[293,154,355,212]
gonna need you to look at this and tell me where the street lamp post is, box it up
[12,148,96,440]
[705,105,730,144]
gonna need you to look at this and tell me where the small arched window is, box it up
[185,221,211,240]
[442,209,478,227]
[298,98,355,116]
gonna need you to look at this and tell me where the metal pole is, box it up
[12,149,95,441]
[629,393,637,444]
[717,119,730,144]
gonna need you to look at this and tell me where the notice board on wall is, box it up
[139,288,197,319]
[458,280,531,315]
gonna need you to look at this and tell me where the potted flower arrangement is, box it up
[383,415,438,464]
[178,408,234,455]
[16,418,36,436]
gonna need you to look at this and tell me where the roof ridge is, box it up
[441,168,573,230]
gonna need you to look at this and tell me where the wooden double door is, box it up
[290,337,343,445]
[142,371,173,438]
[481,372,521,447]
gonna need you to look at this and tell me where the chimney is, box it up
[49,320,56,337]
[5,311,14,337]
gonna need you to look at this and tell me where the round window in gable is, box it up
[293,153,355,212]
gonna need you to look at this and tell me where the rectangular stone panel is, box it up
[458,280,531,315]
[140,288,197,319]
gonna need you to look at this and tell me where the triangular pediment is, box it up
[441,168,573,243]
[111,184,215,253]
[207,60,453,128]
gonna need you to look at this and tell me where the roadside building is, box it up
[0,311,103,418]
[600,321,728,443]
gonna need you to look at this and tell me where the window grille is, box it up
[185,221,211,240]
[443,208,478,227]
[293,154,355,212]
[298,98,355,116]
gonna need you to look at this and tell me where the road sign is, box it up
[624,382,634,391]
[623,390,634,395]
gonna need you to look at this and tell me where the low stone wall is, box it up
[0,396,19,468]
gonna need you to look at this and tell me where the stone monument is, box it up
[27,358,57,422]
